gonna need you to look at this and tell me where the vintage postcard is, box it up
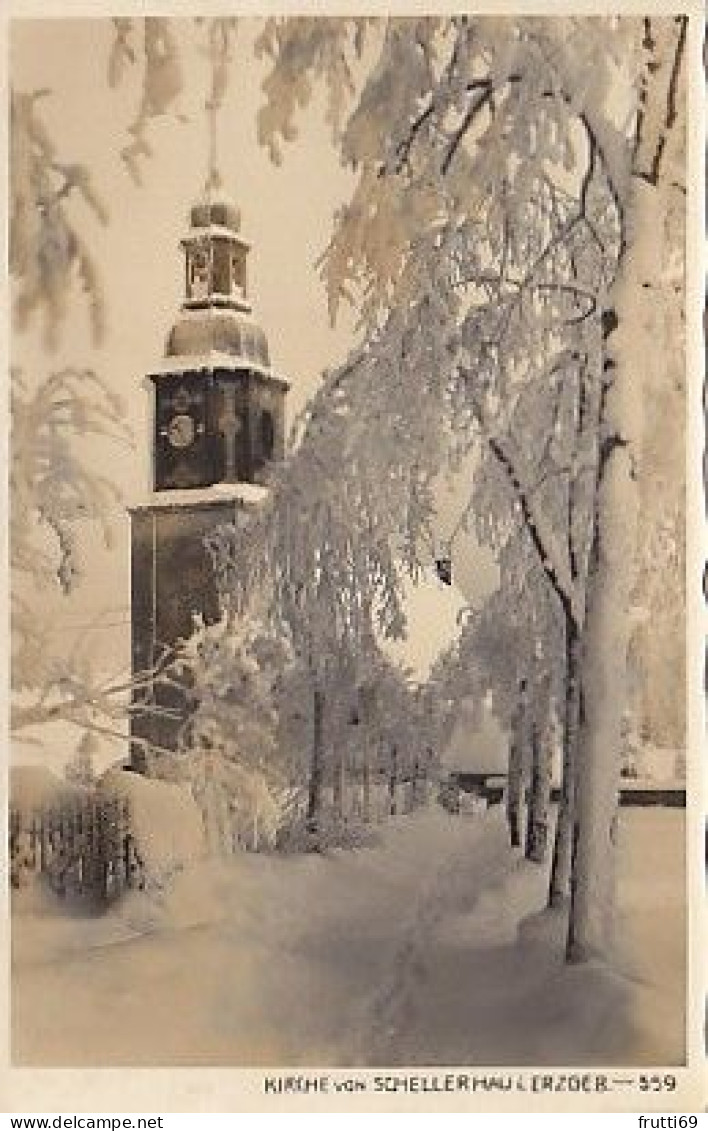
[3,1,705,1115]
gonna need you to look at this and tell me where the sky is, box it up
[10,18,497,765]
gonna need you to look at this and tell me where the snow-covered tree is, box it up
[161,612,303,851]
[206,340,440,840]
[64,730,99,789]
[10,89,109,348]
[10,365,139,742]
[252,14,687,961]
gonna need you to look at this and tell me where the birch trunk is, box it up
[362,751,371,821]
[388,745,398,816]
[566,460,633,960]
[526,721,552,863]
[567,145,681,958]
[333,748,344,817]
[549,615,581,904]
[506,681,528,848]
[306,686,325,833]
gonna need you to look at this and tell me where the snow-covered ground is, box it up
[11,805,685,1068]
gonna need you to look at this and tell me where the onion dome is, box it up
[165,309,270,368]
[189,196,241,233]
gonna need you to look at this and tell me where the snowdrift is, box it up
[98,769,205,889]
[10,764,85,812]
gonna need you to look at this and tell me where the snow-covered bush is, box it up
[98,768,205,889]
[167,613,307,852]
[275,806,377,855]
[64,732,99,789]
[10,766,86,892]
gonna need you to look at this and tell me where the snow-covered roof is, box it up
[128,482,269,513]
[181,223,250,247]
[149,350,289,391]
[10,765,86,811]
[441,696,508,774]
[188,193,243,236]
[165,307,272,370]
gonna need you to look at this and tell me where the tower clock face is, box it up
[166,412,195,449]
[155,379,209,491]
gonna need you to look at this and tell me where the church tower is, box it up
[129,188,289,770]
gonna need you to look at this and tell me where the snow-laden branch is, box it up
[464,379,582,628]
[11,647,185,737]
[10,91,110,346]
[632,16,687,188]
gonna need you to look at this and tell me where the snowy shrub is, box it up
[187,749,304,853]
[275,808,378,855]
[168,613,308,852]
[98,768,205,889]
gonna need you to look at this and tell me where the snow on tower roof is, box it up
[165,308,271,369]
[148,350,289,390]
[128,481,269,513]
[189,192,242,235]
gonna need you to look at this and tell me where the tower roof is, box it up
[165,308,271,368]
[189,191,241,234]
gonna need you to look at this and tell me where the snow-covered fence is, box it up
[9,794,144,901]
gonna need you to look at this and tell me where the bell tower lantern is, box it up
[183,196,248,308]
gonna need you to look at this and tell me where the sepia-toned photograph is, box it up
[5,7,702,1106]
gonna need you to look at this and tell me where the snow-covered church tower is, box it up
[129,186,289,770]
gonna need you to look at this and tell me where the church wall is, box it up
[129,501,237,769]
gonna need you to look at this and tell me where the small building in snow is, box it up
[441,695,509,779]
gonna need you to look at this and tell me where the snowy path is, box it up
[13,810,510,1065]
[364,808,686,1067]
[12,807,685,1067]
[344,813,513,1065]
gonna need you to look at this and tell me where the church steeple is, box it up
[129,27,290,771]
[150,185,287,494]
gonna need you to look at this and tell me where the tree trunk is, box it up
[507,740,523,847]
[549,614,581,904]
[388,745,398,816]
[567,363,639,960]
[566,144,679,959]
[506,681,528,848]
[333,748,344,817]
[411,755,421,809]
[306,686,325,833]
[362,752,371,821]
[526,721,551,863]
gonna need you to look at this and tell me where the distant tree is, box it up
[64,730,99,789]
